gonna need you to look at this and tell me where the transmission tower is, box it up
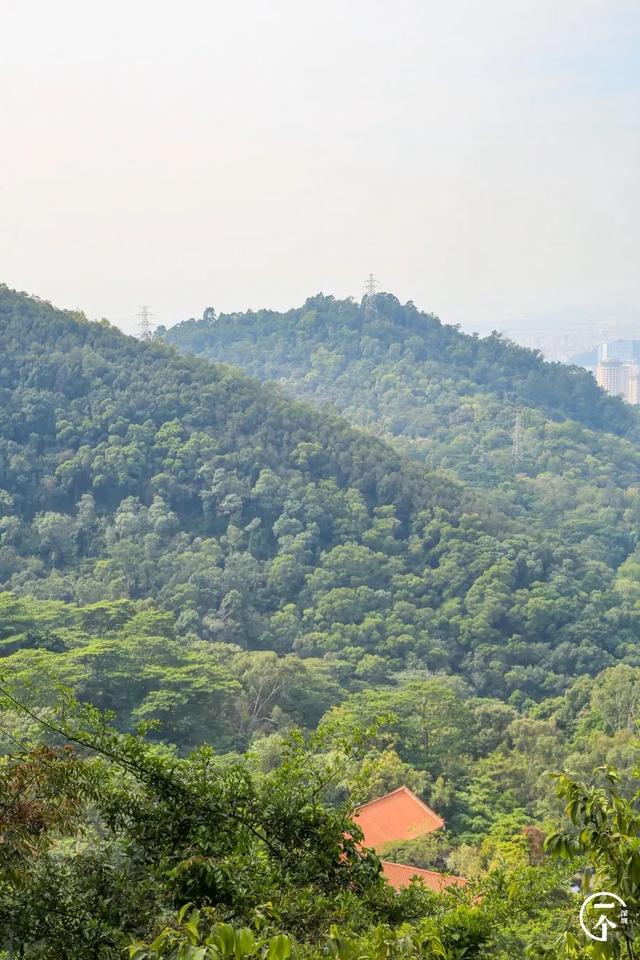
[137,305,154,341]
[363,273,377,298]
[512,409,523,464]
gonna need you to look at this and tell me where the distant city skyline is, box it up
[493,313,640,362]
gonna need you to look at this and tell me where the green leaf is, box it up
[212,923,237,959]
[266,934,292,960]
[235,928,256,959]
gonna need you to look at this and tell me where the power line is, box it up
[512,409,523,464]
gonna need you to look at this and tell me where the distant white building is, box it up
[596,358,640,405]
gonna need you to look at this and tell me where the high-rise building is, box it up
[596,359,630,398]
[627,367,640,405]
[596,358,640,404]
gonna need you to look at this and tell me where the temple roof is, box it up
[355,785,444,850]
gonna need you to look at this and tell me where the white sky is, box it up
[1,0,639,336]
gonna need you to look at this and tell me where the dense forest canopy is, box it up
[161,292,640,523]
[1,286,640,703]
[161,294,640,621]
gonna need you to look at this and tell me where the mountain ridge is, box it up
[1,283,639,704]
[160,291,638,438]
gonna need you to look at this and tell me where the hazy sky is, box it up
[2,0,639,336]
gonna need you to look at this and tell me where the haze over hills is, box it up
[4,0,640,950]
[161,293,640,532]
[160,292,638,435]
[491,313,640,364]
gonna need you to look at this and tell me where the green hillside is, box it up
[1,285,639,703]
[161,293,640,528]
[162,293,640,687]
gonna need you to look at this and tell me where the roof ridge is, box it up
[356,784,445,826]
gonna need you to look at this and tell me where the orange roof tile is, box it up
[355,786,444,850]
[381,860,467,892]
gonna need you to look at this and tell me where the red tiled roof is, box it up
[381,860,467,892]
[355,786,444,850]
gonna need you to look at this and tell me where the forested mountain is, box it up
[161,293,640,529]
[160,294,640,688]
[2,285,640,704]
[161,293,632,436]
[0,288,640,702]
